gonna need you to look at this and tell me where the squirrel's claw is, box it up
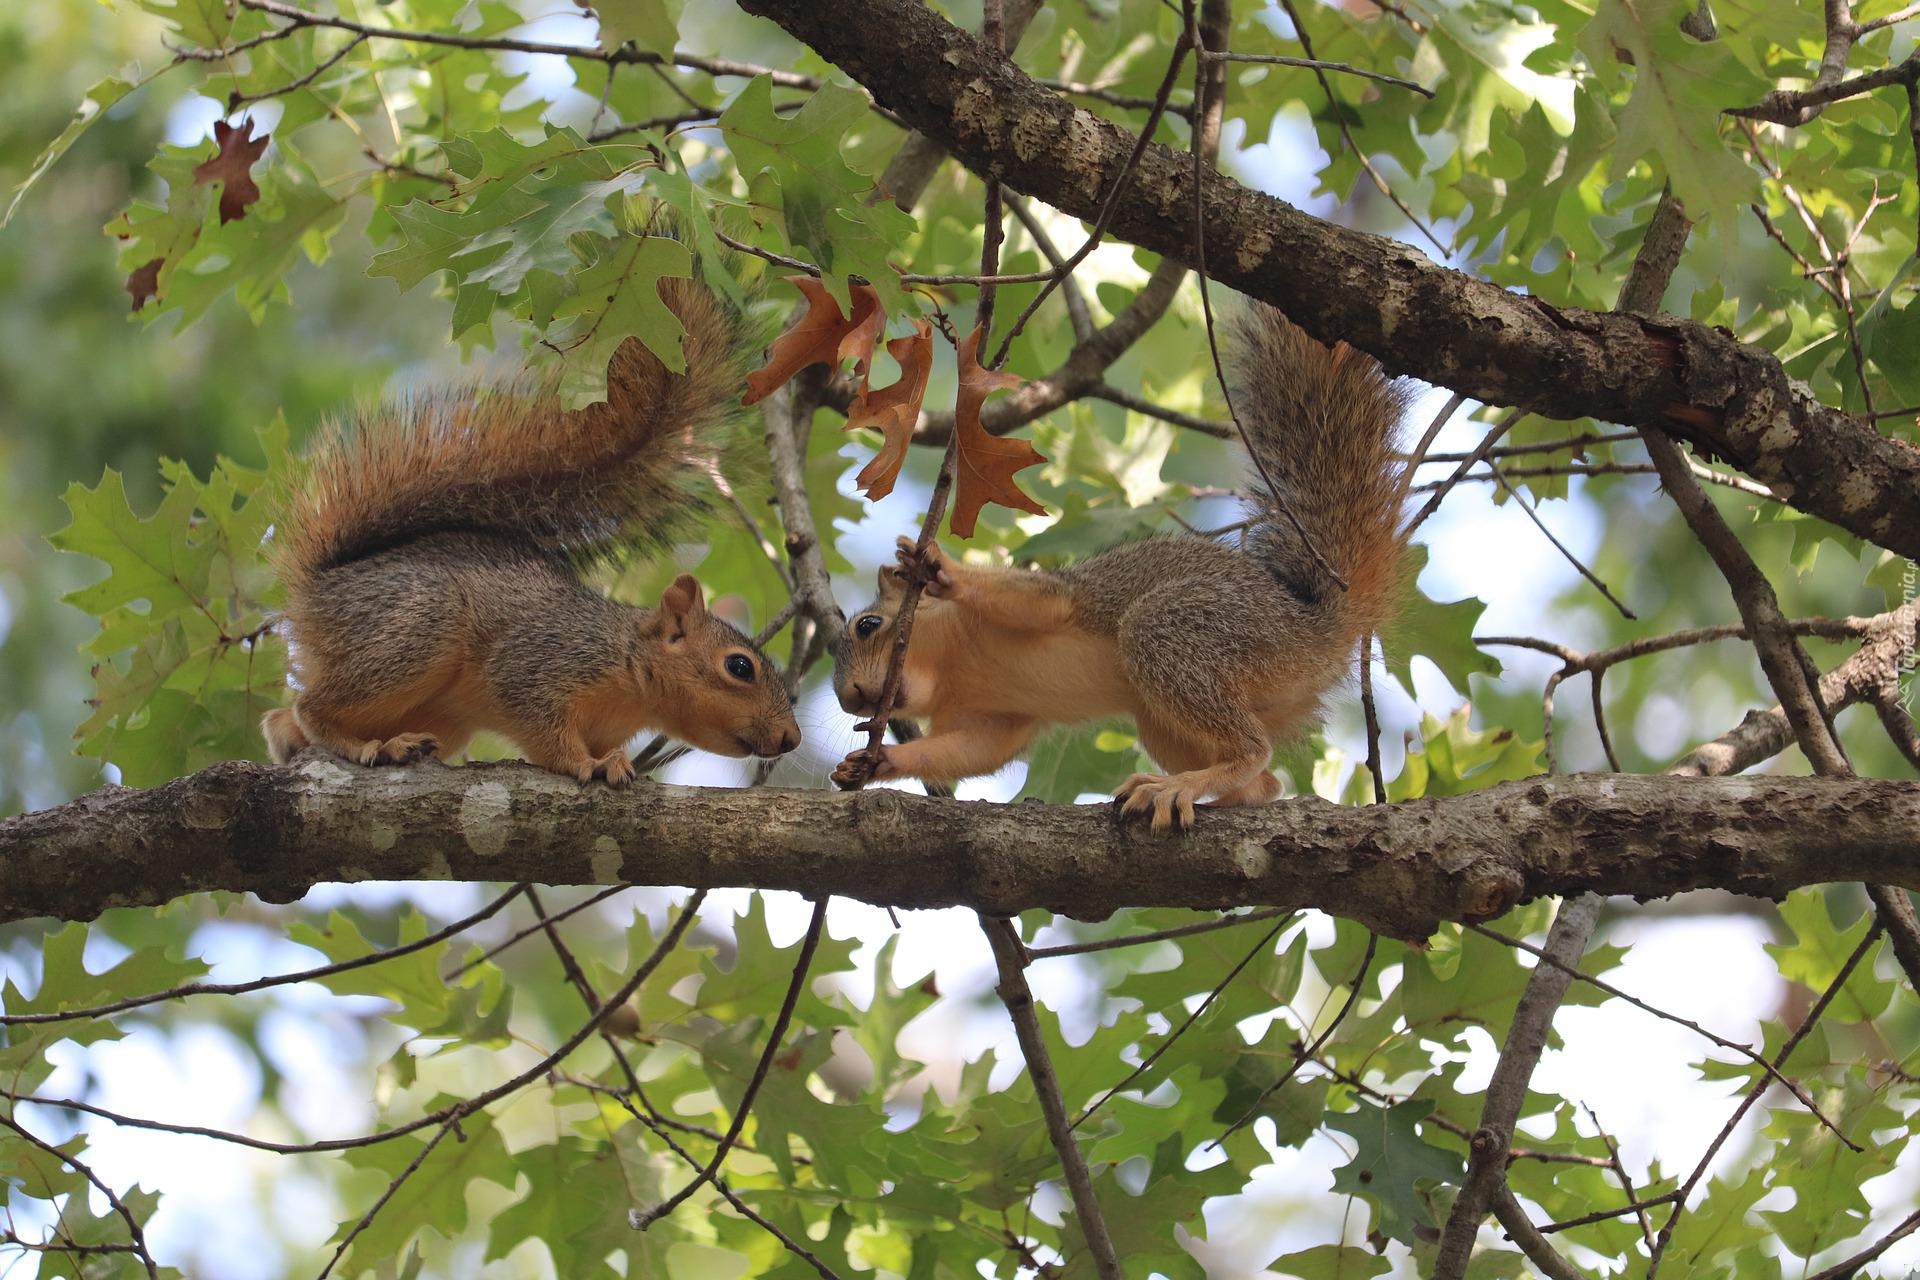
[372,732,440,766]
[1113,773,1201,832]
[832,746,893,790]
[585,749,637,788]
[893,536,955,597]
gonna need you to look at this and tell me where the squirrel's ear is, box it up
[876,563,906,603]
[660,574,707,640]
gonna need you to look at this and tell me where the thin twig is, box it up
[0,1110,159,1280]
[227,31,367,108]
[986,9,1192,367]
[983,917,1123,1280]
[1584,1102,1665,1246]
[1070,918,1288,1131]
[1807,1207,1920,1279]
[1404,408,1523,533]
[1271,0,1448,255]
[525,891,843,1278]
[1212,933,1377,1149]
[443,885,624,981]
[316,1119,457,1278]
[1490,1186,1591,1280]
[4,885,528,1026]
[1359,636,1387,802]
[1490,461,1636,618]
[1646,923,1880,1273]
[1027,907,1292,959]
[632,897,828,1229]
[1468,922,1857,1144]
[232,0,825,84]
[1201,49,1433,96]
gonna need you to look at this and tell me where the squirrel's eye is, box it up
[724,654,755,682]
[854,615,884,638]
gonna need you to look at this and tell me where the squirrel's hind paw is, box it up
[1114,773,1201,832]
[373,733,440,765]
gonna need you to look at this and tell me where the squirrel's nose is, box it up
[779,728,800,754]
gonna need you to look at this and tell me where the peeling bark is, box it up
[733,0,1920,558]
[2,758,1916,938]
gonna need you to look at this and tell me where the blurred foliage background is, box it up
[1,0,1917,1276]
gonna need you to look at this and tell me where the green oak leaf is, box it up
[594,0,677,54]
[1576,0,1763,235]
[1325,1099,1463,1245]
[6,75,135,227]
[718,76,913,314]
[1267,1245,1392,1280]
[1376,544,1500,696]
[542,233,695,407]
[334,1108,515,1274]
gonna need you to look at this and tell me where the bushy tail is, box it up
[274,278,749,587]
[1226,305,1411,640]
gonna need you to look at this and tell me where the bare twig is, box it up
[1489,462,1636,618]
[632,897,828,1230]
[232,0,824,84]
[0,1110,159,1279]
[4,884,527,1026]
[1212,932,1377,1149]
[1468,921,1855,1144]
[986,14,1191,368]
[1646,923,1881,1273]
[1028,907,1292,959]
[1071,917,1288,1130]
[1404,408,1524,532]
[983,917,1123,1280]
[1201,49,1433,97]
[1583,1104,1657,1253]
[1359,636,1387,802]
[1271,0,1447,254]
[227,31,367,108]
[1490,1186,1591,1280]
[1807,1207,1920,1279]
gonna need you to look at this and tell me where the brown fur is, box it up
[264,281,800,782]
[831,306,1408,828]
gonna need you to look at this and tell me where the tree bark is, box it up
[2,757,1916,937]
[732,0,1920,560]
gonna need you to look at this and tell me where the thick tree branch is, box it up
[4,762,1918,936]
[732,0,1920,559]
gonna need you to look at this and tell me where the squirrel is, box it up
[260,278,802,785]
[830,306,1409,829]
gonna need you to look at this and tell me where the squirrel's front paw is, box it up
[1114,773,1201,832]
[585,749,637,788]
[832,746,895,790]
[893,536,956,598]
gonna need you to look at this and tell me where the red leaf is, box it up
[192,119,270,225]
[125,258,163,312]
[948,325,1046,538]
[742,277,885,405]
[845,319,934,501]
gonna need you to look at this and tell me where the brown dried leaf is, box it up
[845,319,934,501]
[125,258,163,312]
[742,276,885,405]
[191,118,270,225]
[949,324,1046,539]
